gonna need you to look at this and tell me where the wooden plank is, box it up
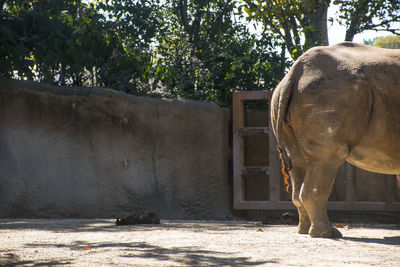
[328,201,400,211]
[233,92,245,208]
[233,91,400,212]
[385,175,396,202]
[233,91,271,209]
[242,166,269,176]
[268,96,281,202]
[234,90,400,212]
[235,200,295,210]
[396,175,400,202]
[234,200,400,211]
[233,91,269,101]
[345,163,355,202]
[235,127,270,137]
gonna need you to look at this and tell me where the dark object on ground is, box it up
[259,211,299,225]
[116,211,160,226]
[280,211,299,225]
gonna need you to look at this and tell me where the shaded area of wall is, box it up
[0,78,232,219]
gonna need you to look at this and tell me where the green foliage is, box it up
[374,35,400,49]
[96,0,162,94]
[241,0,329,59]
[1,0,400,107]
[333,0,400,41]
[0,0,284,107]
[154,0,284,106]
[0,0,160,95]
[363,37,378,46]
[2,0,104,84]
[243,0,400,59]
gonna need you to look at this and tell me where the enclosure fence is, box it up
[232,91,400,211]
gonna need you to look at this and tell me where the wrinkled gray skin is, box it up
[271,42,400,238]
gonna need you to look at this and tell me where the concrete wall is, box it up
[1,78,398,219]
[0,78,232,219]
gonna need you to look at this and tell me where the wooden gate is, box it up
[233,91,400,211]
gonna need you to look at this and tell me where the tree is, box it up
[1,0,107,84]
[242,0,330,59]
[153,0,284,106]
[242,0,400,59]
[374,35,400,49]
[0,0,286,106]
[333,0,400,41]
[0,0,161,94]
[97,0,163,94]
[363,37,378,46]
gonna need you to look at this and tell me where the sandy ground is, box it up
[0,219,399,266]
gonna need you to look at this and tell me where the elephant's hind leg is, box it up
[300,160,343,238]
[289,166,311,234]
[282,125,310,234]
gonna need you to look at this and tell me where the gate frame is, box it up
[233,91,400,211]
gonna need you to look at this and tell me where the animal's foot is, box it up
[297,222,311,234]
[309,225,342,238]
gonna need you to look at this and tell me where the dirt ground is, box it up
[0,219,399,266]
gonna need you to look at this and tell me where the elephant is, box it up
[270,42,400,238]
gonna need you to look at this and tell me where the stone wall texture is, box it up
[1,78,398,219]
[0,78,232,219]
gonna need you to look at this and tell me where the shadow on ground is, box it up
[340,236,400,245]
[0,219,270,233]
[0,252,71,266]
[0,220,278,265]
[22,241,272,266]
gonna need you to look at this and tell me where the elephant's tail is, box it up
[271,70,296,190]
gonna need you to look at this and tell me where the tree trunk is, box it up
[302,0,330,49]
[344,26,358,42]
[280,43,286,78]
[344,0,371,41]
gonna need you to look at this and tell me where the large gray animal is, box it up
[271,42,400,238]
